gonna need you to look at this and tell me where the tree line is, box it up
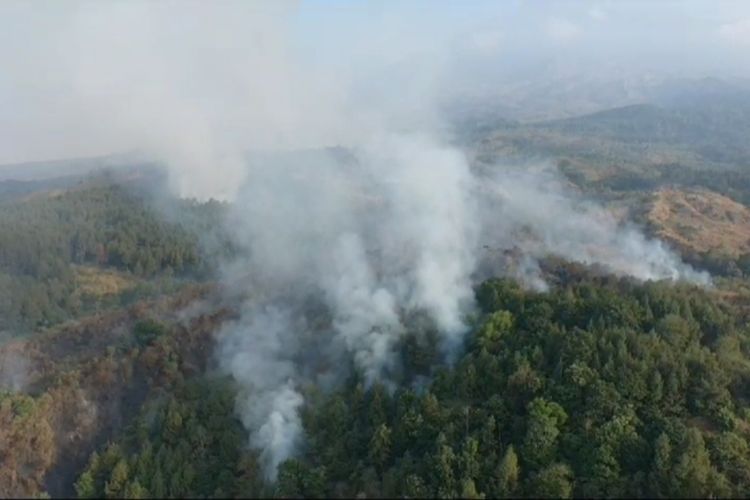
[77,270,750,498]
[0,183,229,333]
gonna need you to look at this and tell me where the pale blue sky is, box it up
[289,0,750,73]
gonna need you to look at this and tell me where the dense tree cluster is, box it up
[73,273,750,498]
[0,185,210,278]
[0,184,227,333]
[277,277,750,498]
[75,378,248,499]
[10,88,750,499]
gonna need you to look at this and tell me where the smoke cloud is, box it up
[218,134,481,479]
[217,147,707,481]
[475,166,711,289]
[0,347,29,392]
[218,306,305,479]
[0,0,720,481]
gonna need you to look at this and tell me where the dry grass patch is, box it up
[646,188,750,257]
[73,266,136,299]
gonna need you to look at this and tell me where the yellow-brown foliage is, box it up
[72,265,136,299]
[647,188,750,257]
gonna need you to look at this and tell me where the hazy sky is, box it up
[1,0,750,166]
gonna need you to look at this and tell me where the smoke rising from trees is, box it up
[0,0,719,481]
[217,145,706,480]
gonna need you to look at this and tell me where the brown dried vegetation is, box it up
[646,188,750,257]
[0,283,232,497]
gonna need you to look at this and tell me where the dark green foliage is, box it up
[76,377,254,499]
[75,275,750,498]
[0,183,229,334]
[0,185,202,279]
[287,276,750,498]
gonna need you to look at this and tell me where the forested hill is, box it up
[470,89,750,205]
[0,179,230,335]
[71,270,750,498]
[539,102,750,165]
[2,173,750,497]
[4,86,750,497]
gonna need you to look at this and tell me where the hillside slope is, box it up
[0,284,229,498]
[647,189,750,258]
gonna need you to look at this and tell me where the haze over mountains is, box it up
[3,1,750,498]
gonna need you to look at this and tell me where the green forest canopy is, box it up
[0,183,229,334]
[77,274,750,498]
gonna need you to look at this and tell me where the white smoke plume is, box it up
[475,166,710,289]
[323,232,403,384]
[0,347,29,392]
[218,144,707,481]
[218,135,481,478]
[0,1,714,482]
[217,306,305,480]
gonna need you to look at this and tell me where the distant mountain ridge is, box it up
[451,75,750,126]
[0,152,154,182]
[469,76,750,174]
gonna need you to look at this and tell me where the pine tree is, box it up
[151,468,166,499]
[461,478,484,499]
[527,463,573,499]
[74,471,97,499]
[521,398,568,469]
[672,428,713,497]
[276,459,304,498]
[369,424,392,473]
[164,401,184,444]
[495,445,520,498]
[432,434,456,499]
[648,432,672,497]
[460,437,481,482]
[104,459,129,498]
[123,480,148,499]
[404,474,428,498]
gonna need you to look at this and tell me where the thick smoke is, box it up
[475,166,710,289]
[218,306,305,478]
[0,1,713,482]
[218,146,708,481]
[218,135,481,479]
